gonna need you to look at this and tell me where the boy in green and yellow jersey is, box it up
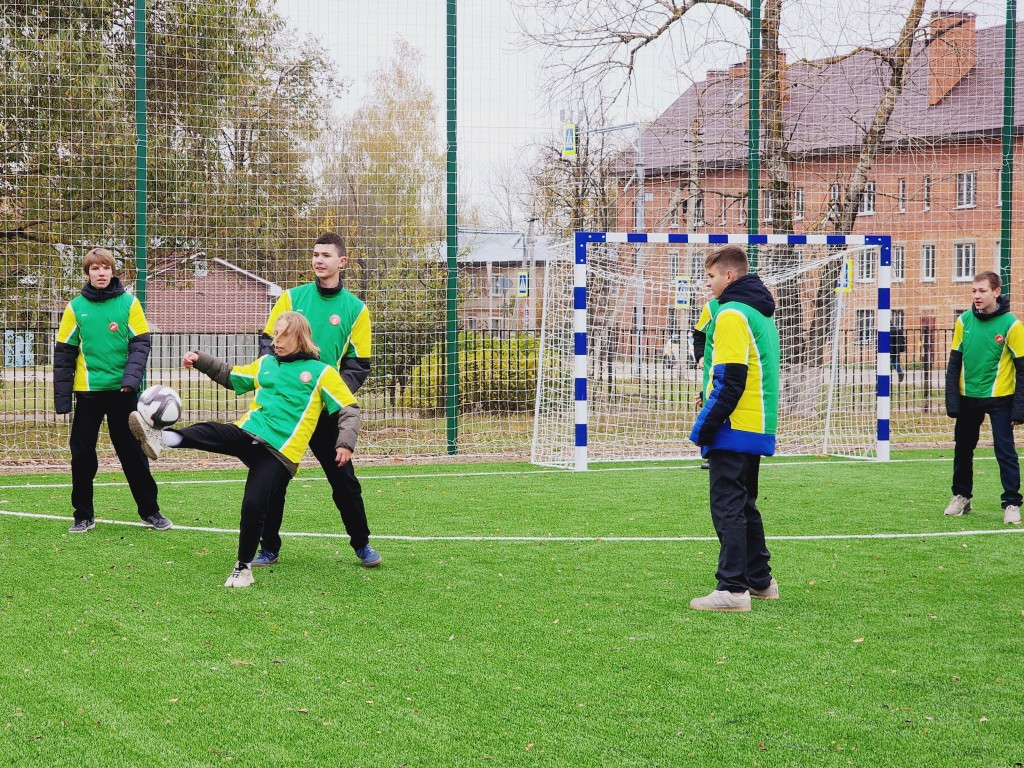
[944,271,1024,525]
[53,247,171,533]
[129,312,360,587]
[689,245,780,612]
[255,232,380,568]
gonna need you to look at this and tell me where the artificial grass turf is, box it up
[1,456,1023,766]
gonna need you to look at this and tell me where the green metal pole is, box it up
[747,0,761,270]
[1001,0,1017,296]
[134,0,148,308]
[445,0,459,454]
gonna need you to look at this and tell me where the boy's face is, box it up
[273,325,300,357]
[311,243,346,285]
[87,262,113,290]
[705,264,733,299]
[972,279,1000,314]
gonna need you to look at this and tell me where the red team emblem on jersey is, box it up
[108,322,119,332]
[329,314,341,326]
[996,334,1005,344]
[300,371,312,383]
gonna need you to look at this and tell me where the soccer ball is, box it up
[137,385,182,428]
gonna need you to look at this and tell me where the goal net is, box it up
[532,232,892,469]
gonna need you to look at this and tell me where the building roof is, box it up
[636,19,1020,174]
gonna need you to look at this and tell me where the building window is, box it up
[670,205,679,227]
[793,188,804,221]
[856,248,877,282]
[921,244,936,282]
[923,176,932,211]
[956,171,977,209]
[763,190,773,222]
[669,250,680,278]
[898,178,906,213]
[694,195,705,227]
[467,317,478,330]
[858,182,876,215]
[893,244,905,282]
[491,274,512,296]
[719,198,728,226]
[490,317,503,331]
[855,309,875,346]
[739,198,747,226]
[953,242,976,282]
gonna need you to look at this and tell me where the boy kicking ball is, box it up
[129,312,361,587]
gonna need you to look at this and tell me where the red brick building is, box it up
[616,11,1020,353]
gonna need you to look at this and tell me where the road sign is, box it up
[673,276,692,308]
[517,270,529,297]
[562,124,577,158]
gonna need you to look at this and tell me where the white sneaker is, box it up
[944,495,971,517]
[750,578,779,600]
[1004,505,1022,525]
[224,562,254,588]
[689,589,751,612]
[128,411,164,460]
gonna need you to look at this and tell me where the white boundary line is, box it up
[0,455,982,490]
[2,508,1022,543]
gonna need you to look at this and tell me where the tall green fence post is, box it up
[1001,0,1017,295]
[134,0,148,308]
[445,0,459,454]
[747,0,761,270]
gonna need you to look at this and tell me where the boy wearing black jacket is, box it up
[54,248,171,533]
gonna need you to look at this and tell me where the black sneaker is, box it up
[68,518,95,533]
[143,513,173,530]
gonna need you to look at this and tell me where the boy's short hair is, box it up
[974,271,1000,290]
[315,232,347,260]
[273,311,320,358]
[705,244,749,276]
[83,247,116,274]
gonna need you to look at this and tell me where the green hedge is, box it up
[401,332,538,415]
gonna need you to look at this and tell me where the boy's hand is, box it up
[120,386,133,393]
[335,446,353,466]
[183,351,199,368]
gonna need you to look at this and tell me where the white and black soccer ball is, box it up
[137,385,182,428]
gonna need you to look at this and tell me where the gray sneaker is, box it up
[143,513,173,530]
[1004,505,1022,525]
[750,578,779,600]
[129,411,164,460]
[944,495,971,517]
[689,589,751,612]
[68,518,95,533]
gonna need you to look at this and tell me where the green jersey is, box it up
[952,308,1024,398]
[264,283,371,370]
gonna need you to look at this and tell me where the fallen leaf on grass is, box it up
[852,637,865,644]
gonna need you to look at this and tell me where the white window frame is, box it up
[856,248,877,283]
[793,188,804,221]
[953,241,976,282]
[923,176,932,212]
[898,178,906,213]
[892,244,905,282]
[694,195,705,227]
[956,171,977,209]
[920,243,936,282]
[763,190,773,222]
[739,198,747,226]
[855,309,875,346]
[858,182,876,216]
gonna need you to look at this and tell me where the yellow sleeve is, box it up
[346,305,372,359]
[695,302,713,333]
[319,366,357,413]
[56,304,79,345]
[950,317,964,352]
[127,297,150,336]
[1006,319,1024,358]
[710,309,751,366]
[263,292,293,336]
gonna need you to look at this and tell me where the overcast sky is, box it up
[272,0,1011,226]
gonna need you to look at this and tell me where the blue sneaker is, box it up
[251,549,279,567]
[356,544,382,568]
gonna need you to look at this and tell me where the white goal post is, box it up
[531,231,893,470]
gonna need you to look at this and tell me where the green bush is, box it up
[401,332,538,415]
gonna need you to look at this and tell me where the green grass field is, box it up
[2,453,1023,767]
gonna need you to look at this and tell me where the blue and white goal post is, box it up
[567,231,892,471]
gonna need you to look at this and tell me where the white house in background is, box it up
[440,229,561,332]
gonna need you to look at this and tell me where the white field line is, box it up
[2,508,1022,543]
[0,455,979,490]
